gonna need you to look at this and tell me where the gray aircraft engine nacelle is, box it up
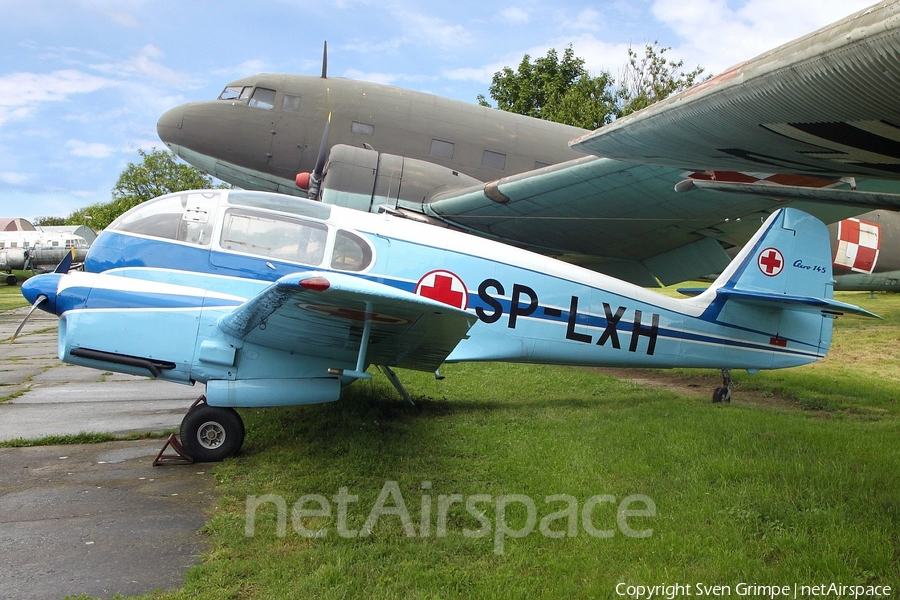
[317,144,480,215]
[0,248,28,270]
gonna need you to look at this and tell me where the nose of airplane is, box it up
[22,273,63,314]
[156,105,185,146]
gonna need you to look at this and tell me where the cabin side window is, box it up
[221,209,328,267]
[351,122,374,136]
[282,94,301,112]
[331,230,373,272]
[482,150,507,170]
[430,139,455,159]
[248,87,277,110]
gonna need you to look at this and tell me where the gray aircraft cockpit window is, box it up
[108,191,219,247]
[221,209,328,266]
[218,86,251,101]
[331,230,373,272]
[248,88,277,110]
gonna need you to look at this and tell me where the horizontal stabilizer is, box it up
[698,208,879,320]
[717,288,879,319]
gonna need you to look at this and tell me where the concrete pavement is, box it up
[0,306,218,599]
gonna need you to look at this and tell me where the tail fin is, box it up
[692,208,877,368]
[700,208,877,318]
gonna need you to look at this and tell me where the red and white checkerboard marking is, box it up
[834,218,880,274]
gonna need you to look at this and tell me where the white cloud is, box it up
[342,69,400,86]
[65,139,116,158]
[90,44,188,85]
[499,7,529,24]
[0,171,31,185]
[0,69,114,126]
[651,0,876,74]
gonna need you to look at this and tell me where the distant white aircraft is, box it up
[0,222,91,285]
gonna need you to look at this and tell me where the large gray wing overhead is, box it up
[570,1,900,178]
[422,1,900,286]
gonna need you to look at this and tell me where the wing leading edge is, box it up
[218,272,476,373]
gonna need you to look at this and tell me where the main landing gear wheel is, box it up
[712,368,732,404]
[180,404,245,462]
[6,274,17,286]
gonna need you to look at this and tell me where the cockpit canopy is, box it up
[107,190,373,273]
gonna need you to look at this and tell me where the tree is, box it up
[32,216,67,226]
[55,148,225,231]
[617,41,706,117]
[478,45,618,130]
[478,43,707,128]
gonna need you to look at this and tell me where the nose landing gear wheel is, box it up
[180,404,245,462]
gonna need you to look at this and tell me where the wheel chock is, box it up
[153,434,194,466]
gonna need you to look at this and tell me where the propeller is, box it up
[9,249,75,344]
[10,295,47,344]
[295,111,331,199]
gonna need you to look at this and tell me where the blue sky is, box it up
[0,0,875,221]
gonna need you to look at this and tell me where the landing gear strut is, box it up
[712,369,732,403]
[179,396,245,462]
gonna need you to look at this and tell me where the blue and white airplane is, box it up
[18,189,875,461]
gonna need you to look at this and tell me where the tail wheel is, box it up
[712,386,731,403]
[180,405,245,462]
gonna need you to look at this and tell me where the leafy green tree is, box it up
[478,45,618,129]
[57,148,225,231]
[478,42,707,128]
[32,216,67,226]
[617,41,706,117]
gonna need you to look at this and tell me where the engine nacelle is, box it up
[318,144,480,213]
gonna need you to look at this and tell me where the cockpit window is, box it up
[248,87,277,110]
[108,192,219,246]
[331,230,373,272]
[218,85,250,101]
[221,209,327,266]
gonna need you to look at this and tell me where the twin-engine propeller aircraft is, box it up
[18,189,875,461]
[157,3,900,290]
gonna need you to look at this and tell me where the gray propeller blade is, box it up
[10,294,47,344]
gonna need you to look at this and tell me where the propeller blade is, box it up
[313,112,331,177]
[321,41,328,79]
[10,295,47,344]
[55,248,75,274]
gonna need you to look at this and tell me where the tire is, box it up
[180,405,245,462]
[6,274,17,286]
[712,387,731,404]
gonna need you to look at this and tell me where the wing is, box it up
[423,2,900,286]
[571,2,900,178]
[218,272,476,372]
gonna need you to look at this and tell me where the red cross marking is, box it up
[758,248,784,276]
[416,271,468,309]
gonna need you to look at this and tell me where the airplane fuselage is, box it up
[158,74,586,195]
[53,189,828,396]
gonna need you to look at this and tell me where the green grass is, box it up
[0,430,172,448]
[0,278,29,310]
[6,286,896,598]
[117,292,900,599]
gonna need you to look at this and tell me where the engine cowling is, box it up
[315,144,480,214]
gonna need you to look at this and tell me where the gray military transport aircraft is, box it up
[157,2,900,290]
